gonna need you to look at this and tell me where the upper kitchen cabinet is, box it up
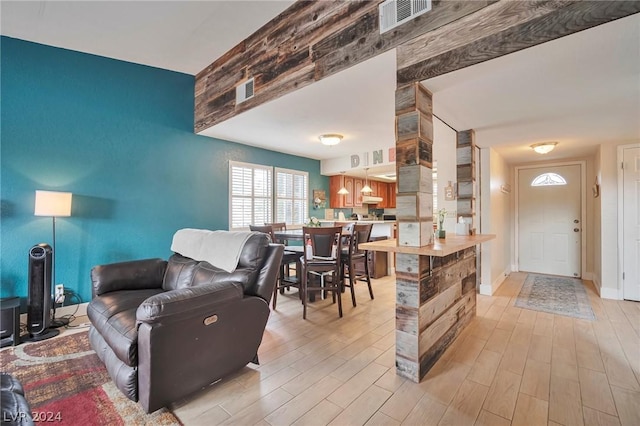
[329,175,355,208]
[330,175,396,208]
[354,179,363,207]
[387,182,396,208]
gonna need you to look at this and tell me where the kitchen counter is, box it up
[360,234,495,257]
[318,219,396,224]
[319,220,395,239]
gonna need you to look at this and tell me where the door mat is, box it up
[0,330,181,425]
[515,273,596,320]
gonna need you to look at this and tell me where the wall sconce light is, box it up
[319,134,343,146]
[530,141,558,154]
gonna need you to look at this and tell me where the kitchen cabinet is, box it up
[376,181,387,208]
[387,183,396,208]
[354,179,363,207]
[329,175,355,208]
[329,176,343,208]
[330,176,395,208]
[344,177,354,207]
[368,180,377,197]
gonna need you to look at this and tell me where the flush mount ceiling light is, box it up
[319,134,343,146]
[530,141,558,154]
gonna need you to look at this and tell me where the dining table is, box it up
[272,228,351,303]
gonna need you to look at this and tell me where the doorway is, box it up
[516,163,584,277]
[620,145,640,301]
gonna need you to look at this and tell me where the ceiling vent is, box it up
[236,78,254,104]
[379,0,432,34]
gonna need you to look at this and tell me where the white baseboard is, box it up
[479,268,510,296]
[600,287,622,300]
[593,275,601,295]
[479,284,493,296]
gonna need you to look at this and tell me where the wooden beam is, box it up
[397,0,640,84]
[194,0,493,133]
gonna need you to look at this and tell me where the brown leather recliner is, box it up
[87,232,283,413]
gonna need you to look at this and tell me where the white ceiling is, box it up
[0,0,294,75]
[2,2,639,169]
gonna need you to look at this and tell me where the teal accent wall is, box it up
[1,37,328,305]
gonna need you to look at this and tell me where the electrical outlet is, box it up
[55,284,64,303]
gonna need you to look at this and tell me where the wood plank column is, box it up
[457,130,476,228]
[394,82,435,381]
[394,82,477,382]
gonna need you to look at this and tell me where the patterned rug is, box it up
[0,330,180,425]
[515,273,596,320]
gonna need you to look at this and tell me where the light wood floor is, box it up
[166,272,640,426]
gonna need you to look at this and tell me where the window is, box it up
[531,172,567,187]
[229,161,272,229]
[229,162,309,230]
[275,168,308,226]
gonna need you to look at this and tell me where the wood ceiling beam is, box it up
[194,0,493,133]
[194,0,640,134]
[397,0,640,84]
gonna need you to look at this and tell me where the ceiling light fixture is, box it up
[319,134,343,146]
[530,141,558,154]
[361,168,373,193]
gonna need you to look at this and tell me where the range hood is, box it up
[362,195,383,204]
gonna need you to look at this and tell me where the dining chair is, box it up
[300,226,343,319]
[267,221,304,254]
[265,222,287,243]
[340,223,374,307]
[250,224,300,309]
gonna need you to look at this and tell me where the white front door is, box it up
[622,147,640,301]
[518,164,582,277]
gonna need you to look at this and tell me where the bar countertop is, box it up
[360,234,495,257]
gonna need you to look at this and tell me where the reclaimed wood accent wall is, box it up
[395,82,434,248]
[195,0,639,133]
[396,0,640,84]
[394,83,478,381]
[456,130,475,222]
[194,0,494,132]
[396,247,477,381]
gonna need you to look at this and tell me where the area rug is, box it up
[0,330,180,425]
[515,273,596,320]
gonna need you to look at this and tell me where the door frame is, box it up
[515,160,587,278]
[618,143,640,300]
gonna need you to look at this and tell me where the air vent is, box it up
[236,78,254,104]
[379,0,432,34]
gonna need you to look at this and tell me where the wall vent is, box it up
[236,78,254,104]
[379,0,432,34]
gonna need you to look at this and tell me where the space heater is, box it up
[26,243,59,341]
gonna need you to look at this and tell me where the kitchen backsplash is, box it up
[325,207,395,220]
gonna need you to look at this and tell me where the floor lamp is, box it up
[34,190,72,327]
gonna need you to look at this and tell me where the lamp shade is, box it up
[34,190,72,217]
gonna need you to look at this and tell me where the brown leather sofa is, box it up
[87,232,283,413]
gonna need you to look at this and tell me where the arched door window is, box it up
[531,172,567,187]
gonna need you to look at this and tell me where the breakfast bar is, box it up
[360,234,495,382]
